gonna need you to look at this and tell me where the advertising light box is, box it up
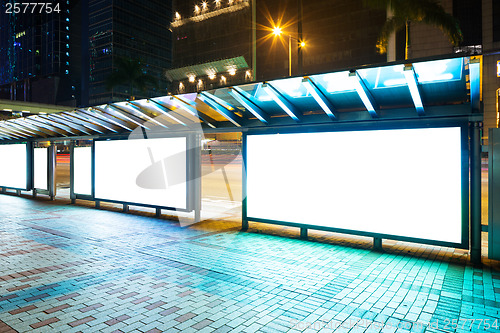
[34,148,48,190]
[0,144,28,190]
[94,137,187,209]
[73,147,92,196]
[246,127,463,244]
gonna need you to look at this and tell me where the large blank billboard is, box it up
[246,127,463,244]
[95,137,187,209]
[0,144,28,190]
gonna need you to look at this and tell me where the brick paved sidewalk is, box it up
[0,193,499,332]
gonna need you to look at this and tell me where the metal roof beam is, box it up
[7,121,48,138]
[229,87,270,124]
[302,77,337,120]
[36,115,80,135]
[105,105,150,130]
[63,112,114,133]
[0,124,24,139]
[172,96,216,128]
[262,82,302,122]
[349,70,378,118]
[0,122,31,138]
[85,108,133,132]
[403,64,425,116]
[46,114,93,135]
[126,102,169,129]
[13,119,58,136]
[146,99,188,126]
[198,92,242,127]
[24,117,70,136]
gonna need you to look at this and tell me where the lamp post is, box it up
[272,27,305,77]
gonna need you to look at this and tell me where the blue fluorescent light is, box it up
[262,84,301,122]
[172,96,216,128]
[349,71,377,117]
[403,65,424,115]
[302,78,336,120]
[229,89,269,124]
[200,91,235,111]
[470,58,480,111]
[198,94,241,127]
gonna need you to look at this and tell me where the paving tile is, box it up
[0,194,498,333]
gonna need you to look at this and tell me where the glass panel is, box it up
[34,148,48,190]
[74,147,92,196]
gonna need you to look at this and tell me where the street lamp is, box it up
[272,26,305,77]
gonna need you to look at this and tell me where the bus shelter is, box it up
[0,55,485,262]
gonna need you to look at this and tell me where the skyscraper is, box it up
[0,1,76,105]
[86,0,173,105]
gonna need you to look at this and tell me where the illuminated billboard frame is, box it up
[243,122,469,249]
[92,135,194,212]
[70,145,93,199]
[0,143,30,191]
[33,147,49,191]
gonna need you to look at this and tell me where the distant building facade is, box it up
[167,0,387,94]
[86,0,173,105]
[0,1,77,106]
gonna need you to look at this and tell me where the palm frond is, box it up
[376,15,406,54]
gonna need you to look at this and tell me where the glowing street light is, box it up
[272,25,305,77]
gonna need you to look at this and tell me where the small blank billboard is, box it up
[34,147,48,190]
[94,137,187,209]
[73,147,92,196]
[246,127,464,244]
[0,144,28,190]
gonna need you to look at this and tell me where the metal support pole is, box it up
[123,204,129,213]
[373,237,383,251]
[297,0,303,75]
[242,219,248,231]
[300,227,308,240]
[470,122,482,264]
[16,190,20,196]
[33,189,37,198]
[155,208,161,218]
[288,35,292,77]
[1,187,5,194]
[95,200,100,208]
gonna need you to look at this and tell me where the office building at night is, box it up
[86,0,173,105]
[0,1,76,106]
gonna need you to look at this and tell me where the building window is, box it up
[494,0,500,42]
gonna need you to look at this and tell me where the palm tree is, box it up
[106,57,158,100]
[364,0,463,59]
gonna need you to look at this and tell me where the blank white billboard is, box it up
[246,127,463,244]
[74,147,92,196]
[34,148,48,190]
[0,144,28,189]
[95,137,187,209]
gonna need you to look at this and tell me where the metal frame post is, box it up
[470,122,482,264]
[48,144,56,200]
[70,141,76,204]
[373,237,383,251]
